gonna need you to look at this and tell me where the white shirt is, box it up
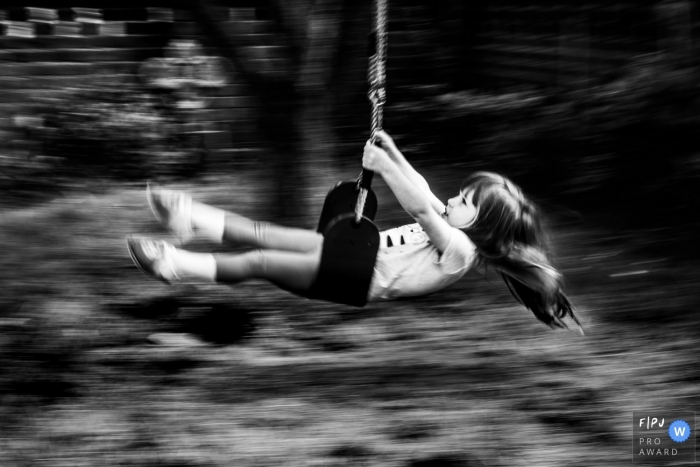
[367,223,476,301]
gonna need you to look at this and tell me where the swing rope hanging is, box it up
[356,0,389,224]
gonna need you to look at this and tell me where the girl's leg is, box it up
[128,237,321,295]
[213,248,321,294]
[189,202,322,252]
[219,211,322,253]
[149,185,322,252]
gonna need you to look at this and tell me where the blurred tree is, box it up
[190,0,358,223]
[655,0,694,68]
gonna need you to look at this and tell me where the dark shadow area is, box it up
[179,302,257,345]
[409,454,487,467]
[114,296,257,345]
[328,444,375,460]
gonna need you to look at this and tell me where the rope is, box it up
[356,0,388,224]
[369,0,388,143]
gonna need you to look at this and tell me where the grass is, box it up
[0,167,698,467]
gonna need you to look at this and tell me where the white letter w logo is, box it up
[674,426,686,437]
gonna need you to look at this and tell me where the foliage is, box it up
[4,79,206,183]
[388,53,700,217]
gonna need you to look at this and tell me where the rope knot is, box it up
[368,88,386,106]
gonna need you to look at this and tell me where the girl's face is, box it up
[444,189,478,228]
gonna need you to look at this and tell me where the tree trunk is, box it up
[190,0,348,225]
[295,0,346,222]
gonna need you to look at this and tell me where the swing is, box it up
[305,0,388,307]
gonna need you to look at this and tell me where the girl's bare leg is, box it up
[219,210,322,253]
[148,185,322,253]
[213,248,322,294]
[189,201,322,252]
[172,246,322,294]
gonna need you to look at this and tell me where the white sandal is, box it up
[147,182,195,244]
[126,236,180,283]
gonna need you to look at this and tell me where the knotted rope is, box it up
[355,0,388,224]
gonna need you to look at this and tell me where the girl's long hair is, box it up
[460,172,582,332]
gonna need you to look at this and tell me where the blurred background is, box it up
[0,0,699,466]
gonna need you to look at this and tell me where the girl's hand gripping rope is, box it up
[363,140,393,174]
[373,130,401,161]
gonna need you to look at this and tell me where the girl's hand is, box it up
[363,141,393,174]
[373,130,400,159]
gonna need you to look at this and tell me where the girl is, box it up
[128,131,581,331]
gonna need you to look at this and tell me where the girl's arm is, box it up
[374,131,445,214]
[363,142,453,252]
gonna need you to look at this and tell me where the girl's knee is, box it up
[241,249,269,277]
[214,250,266,283]
[257,248,321,292]
[215,248,321,292]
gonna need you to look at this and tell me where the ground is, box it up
[0,168,697,467]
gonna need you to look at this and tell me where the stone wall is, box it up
[0,5,285,167]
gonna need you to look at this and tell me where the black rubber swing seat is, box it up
[305,181,380,308]
[316,181,378,234]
